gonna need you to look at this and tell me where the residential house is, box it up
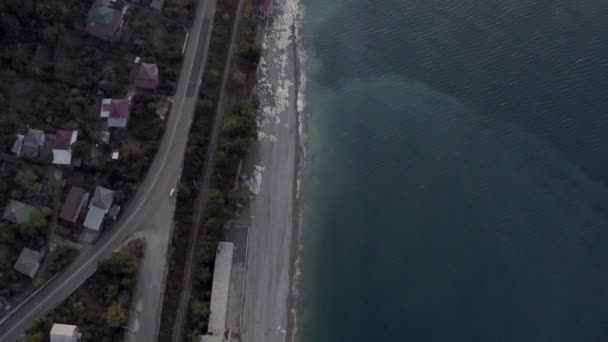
[21,129,46,158]
[2,199,35,224]
[100,98,129,128]
[59,187,89,224]
[86,0,127,41]
[135,63,159,90]
[83,186,114,231]
[52,130,78,165]
[13,247,42,278]
[10,134,24,156]
[50,323,80,342]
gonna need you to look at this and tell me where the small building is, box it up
[52,130,78,165]
[83,186,114,231]
[135,63,159,90]
[100,98,130,128]
[2,199,35,224]
[10,134,24,156]
[207,242,234,337]
[50,323,80,342]
[13,247,42,278]
[200,336,226,342]
[111,149,120,160]
[59,186,89,223]
[21,129,46,158]
[86,0,127,41]
[107,100,129,128]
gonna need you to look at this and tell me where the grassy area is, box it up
[25,239,145,341]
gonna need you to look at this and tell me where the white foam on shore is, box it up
[244,165,264,195]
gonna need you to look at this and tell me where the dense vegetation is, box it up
[158,0,261,339]
[26,239,144,342]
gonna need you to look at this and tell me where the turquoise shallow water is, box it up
[299,0,608,341]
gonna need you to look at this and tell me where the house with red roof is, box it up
[101,98,130,128]
[52,130,78,165]
[135,63,159,90]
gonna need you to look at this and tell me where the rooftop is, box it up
[135,63,159,90]
[90,186,114,210]
[53,130,77,150]
[2,200,35,224]
[13,247,42,278]
[207,242,234,336]
[50,323,79,342]
[59,187,89,223]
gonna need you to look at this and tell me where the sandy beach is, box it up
[233,0,305,341]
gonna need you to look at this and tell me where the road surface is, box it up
[241,1,301,341]
[0,0,216,339]
[170,0,246,339]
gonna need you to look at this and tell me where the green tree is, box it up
[231,70,246,87]
[206,189,225,218]
[104,302,127,327]
[32,276,45,288]
[190,299,210,328]
[41,24,64,44]
[71,140,89,160]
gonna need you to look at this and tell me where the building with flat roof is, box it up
[50,323,80,342]
[200,335,225,342]
[207,242,234,337]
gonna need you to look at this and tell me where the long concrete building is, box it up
[200,241,234,342]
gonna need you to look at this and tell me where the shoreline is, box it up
[238,0,306,340]
[286,3,308,341]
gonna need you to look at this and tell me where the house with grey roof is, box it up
[59,187,89,223]
[2,199,35,224]
[86,0,127,41]
[52,130,78,165]
[135,63,159,90]
[13,247,42,278]
[50,323,80,342]
[83,186,114,231]
[21,129,46,158]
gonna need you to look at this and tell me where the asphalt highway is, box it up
[0,0,216,339]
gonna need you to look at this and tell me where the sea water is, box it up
[299,0,608,341]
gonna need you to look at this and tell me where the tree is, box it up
[32,276,45,288]
[71,140,89,159]
[206,189,225,218]
[41,24,64,44]
[231,70,246,88]
[26,317,51,342]
[190,299,209,328]
[14,169,38,191]
[104,302,127,327]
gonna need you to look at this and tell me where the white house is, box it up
[50,323,80,342]
[52,130,78,165]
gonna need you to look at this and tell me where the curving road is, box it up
[0,0,216,340]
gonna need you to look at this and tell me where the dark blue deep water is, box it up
[300,0,608,341]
